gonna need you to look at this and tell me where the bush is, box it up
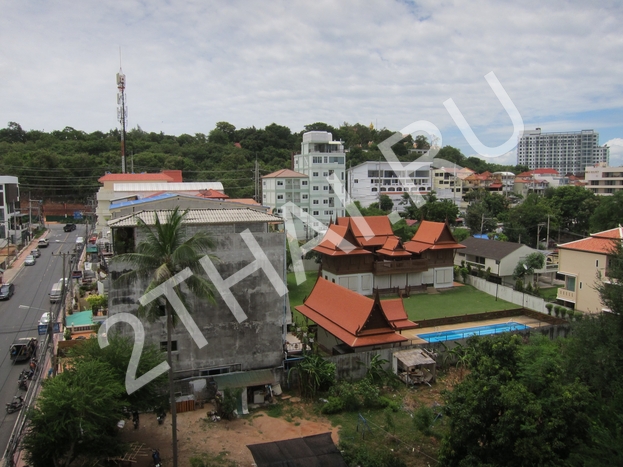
[545,303,554,315]
[413,406,434,436]
[320,396,344,415]
[560,307,567,319]
[554,305,562,317]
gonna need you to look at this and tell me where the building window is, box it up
[277,195,284,200]
[302,194,308,200]
[313,200,319,205]
[371,187,378,192]
[313,211,319,216]
[302,208,308,213]
[323,186,329,191]
[313,157,322,164]
[323,199,328,204]
[313,186,319,191]
[263,194,266,200]
[302,180,308,186]
[160,341,178,352]
[277,181,283,186]
[354,179,358,183]
[566,275,576,292]
[313,172,319,177]
[596,260,599,267]
[323,172,329,177]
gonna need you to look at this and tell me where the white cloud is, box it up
[606,138,623,167]
[0,0,621,156]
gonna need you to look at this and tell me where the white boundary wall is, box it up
[467,276,548,315]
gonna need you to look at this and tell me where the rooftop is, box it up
[107,208,282,227]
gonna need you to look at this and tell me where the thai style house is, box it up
[295,277,417,354]
[313,217,465,295]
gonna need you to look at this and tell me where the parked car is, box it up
[24,255,36,266]
[0,283,15,300]
[63,223,77,232]
[39,312,51,325]
[30,248,41,258]
[37,238,49,248]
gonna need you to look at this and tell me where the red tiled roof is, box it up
[489,183,503,188]
[295,278,407,348]
[377,236,412,257]
[98,173,174,182]
[345,216,394,247]
[404,220,465,254]
[380,299,418,330]
[161,170,183,182]
[262,169,308,178]
[197,189,229,199]
[558,227,622,254]
[313,225,371,257]
[533,168,559,175]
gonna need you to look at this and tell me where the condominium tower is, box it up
[517,128,609,175]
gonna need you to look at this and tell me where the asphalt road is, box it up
[0,224,86,457]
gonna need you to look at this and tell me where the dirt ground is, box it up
[118,400,340,467]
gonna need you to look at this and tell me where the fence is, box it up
[467,275,549,314]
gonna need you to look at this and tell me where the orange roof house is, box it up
[556,226,622,313]
[314,218,464,295]
[295,278,413,352]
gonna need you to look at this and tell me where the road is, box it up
[0,224,85,457]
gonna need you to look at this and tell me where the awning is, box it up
[212,369,276,390]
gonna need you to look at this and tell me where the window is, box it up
[277,194,283,200]
[323,199,328,204]
[566,275,576,292]
[313,186,319,191]
[313,172,319,177]
[354,179,359,183]
[277,181,284,186]
[313,200,319,205]
[313,156,322,164]
[302,180,308,186]
[302,208,308,213]
[371,187,378,192]
[263,194,266,200]
[324,210,333,216]
[323,186,329,191]
[596,260,599,267]
[323,172,329,177]
[160,341,178,352]
[313,210,319,216]
[302,194,308,200]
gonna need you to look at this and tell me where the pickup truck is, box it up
[10,338,38,363]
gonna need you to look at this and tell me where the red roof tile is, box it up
[592,227,623,240]
[197,189,229,199]
[405,220,465,254]
[161,170,183,182]
[262,169,308,178]
[98,173,174,182]
[380,299,418,330]
[558,227,623,254]
[313,225,372,256]
[295,278,408,348]
[377,236,412,257]
[346,216,394,247]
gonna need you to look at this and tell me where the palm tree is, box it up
[113,207,215,467]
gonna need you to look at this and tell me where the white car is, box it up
[39,312,51,325]
[24,255,36,266]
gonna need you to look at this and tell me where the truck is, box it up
[10,338,38,363]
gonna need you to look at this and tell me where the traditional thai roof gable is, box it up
[377,236,412,258]
[404,220,465,254]
[295,278,407,348]
[340,216,395,248]
[312,224,371,257]
[377,296,418,330]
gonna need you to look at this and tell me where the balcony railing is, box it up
[373,258,428,275]
[556,288,576,302]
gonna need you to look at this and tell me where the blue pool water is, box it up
[417,322,529,343]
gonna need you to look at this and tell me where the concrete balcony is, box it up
[557,288,576,303]
[373,258,428,275]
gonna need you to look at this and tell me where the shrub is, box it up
[545,303,554,315]
[320,396,344,414]
[566,309,575,321]
[515,280,524,292]
[413,406,434,436]
[554,305,562,317]
[560,307,567,319]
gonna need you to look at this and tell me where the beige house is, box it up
[556,227,622,313]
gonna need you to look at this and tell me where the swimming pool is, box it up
[417,322,529,343]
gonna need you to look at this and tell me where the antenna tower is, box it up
[116,52,127,173]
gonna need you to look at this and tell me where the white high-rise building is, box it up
[262,131,346,240]
[517,128,609,175]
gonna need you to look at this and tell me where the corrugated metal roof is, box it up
[109,192,177,209]
[211,369,276,389]
[113,182,224,192]
[107,208,282,227]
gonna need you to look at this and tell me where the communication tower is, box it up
[116,67,127,173]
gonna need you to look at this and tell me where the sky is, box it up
[1,0,623,166]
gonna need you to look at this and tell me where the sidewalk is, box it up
[1,232,49,284]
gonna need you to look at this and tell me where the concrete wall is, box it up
[467,275,548,314]
[558,248,606,313]
[107,222,287,379]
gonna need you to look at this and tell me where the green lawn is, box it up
[401,285,517,320]
[539,286,560,302]
[287,273,517,323]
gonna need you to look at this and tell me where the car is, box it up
[63,223,77,232]
[30,248,41,258]
[37,238,49,248]
[24,255,36,266]
[0,283,15,300]
[39,312,51,325]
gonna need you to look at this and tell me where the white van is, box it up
[75,237,85,252]
[49,282,63,303]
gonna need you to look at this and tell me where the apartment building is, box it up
[517,128,609,175]
[0,175,23,245]
[585,163,623,195]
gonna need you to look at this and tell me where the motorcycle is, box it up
[18,378,28,391]
[152,449,162,467]
[20,368,34,380]
[6,396,24,414]
[156,410,166,425]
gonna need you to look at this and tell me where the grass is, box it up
[383,285,517,321]
[287,271,319,326]
[539,286,560,302]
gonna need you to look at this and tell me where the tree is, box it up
[465,202,496,234]
[439,335,592,467]
[379,194,394,212]
[112,207,216,467]
[503,194,556,246]
[23,360,127,466]
[414,135,430,150]
[545,185,598,235]
[590,191,623,232]
[512,252,545,283]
